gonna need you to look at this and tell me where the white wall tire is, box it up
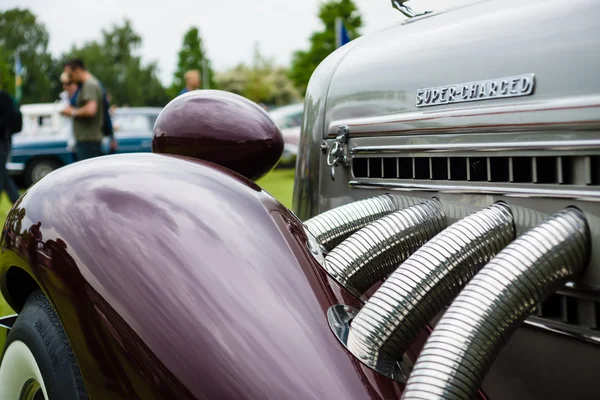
[0,290,88,399]
[0,340,48,399]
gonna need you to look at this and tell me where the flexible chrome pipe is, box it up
[346,203,515,378]
[402,207,591,400]
[304,194,417,250]
[324,200,446,297]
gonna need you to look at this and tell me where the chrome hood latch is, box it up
[326,125,350,181]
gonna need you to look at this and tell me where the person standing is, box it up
[0,89,22,203]
[179,70,201,95]
[61,59,105,161]
[59,72,79,152]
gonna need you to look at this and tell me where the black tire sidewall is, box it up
[24,159,59,187]
[1,291,88,400]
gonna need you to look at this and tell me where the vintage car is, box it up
[7,107,162,186]
[13,103,65,138]
[269,103,304,167]
[1,0,599,399]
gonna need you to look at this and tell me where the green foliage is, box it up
[65,19,169,107]
[0,4,360,106]
[170,27,215,97]
[0,8,54,103]
[0,45,15,94]
[289,0,362,94]
[216,44,300,106]
[0,191,20,357]
[0,299,13,319]
[256,168,295,209]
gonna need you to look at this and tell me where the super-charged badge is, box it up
[416,73,535,107]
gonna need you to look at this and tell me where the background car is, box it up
[16,103,66,138]
[268,103,303,167]
[8,107,161,187]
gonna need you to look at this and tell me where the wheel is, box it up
[24,159,61,187]
[0,291,88,399]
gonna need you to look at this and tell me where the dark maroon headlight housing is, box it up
[152,90,284,181]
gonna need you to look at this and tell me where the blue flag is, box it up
[14,52,23,103]
[335,17,351,48]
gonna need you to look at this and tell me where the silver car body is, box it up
[294,0,600,398]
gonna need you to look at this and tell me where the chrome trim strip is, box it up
[11,149,70,156]
[562,281,600,300]
[348,181,600,201]
[351,139,600,155]
[328,121,600,138]
[524,317,600,347]
[6,162,24,173]
[0,314,18,330]
[328,95,600,135]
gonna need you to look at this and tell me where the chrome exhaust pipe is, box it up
[346,203,515,379]
[402,207,591,400]
[324,199,446,297]
[304,194,417,251]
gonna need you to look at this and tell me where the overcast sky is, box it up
[2,0,473,84]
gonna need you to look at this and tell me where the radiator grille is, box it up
[353,155,600,186]
[524,289,600,345]
[535,292,600,330]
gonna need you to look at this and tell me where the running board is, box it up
[0,314,17,330]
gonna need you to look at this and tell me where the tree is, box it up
[0,45,15,95]
[0,8,54,103]
[289,0,362,94]
[170,27,215,97]
[216,44,300,107]
[65,19,168,107]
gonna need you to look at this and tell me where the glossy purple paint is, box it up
[152,90,284,181]
[0,153,405,399]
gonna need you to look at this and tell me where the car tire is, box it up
[24,159,61,187]
[0,290,88,400]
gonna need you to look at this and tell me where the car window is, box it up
[21,114,61,136]
[283,111,303,129]
[112,114,152,136]
[148,115,158,129]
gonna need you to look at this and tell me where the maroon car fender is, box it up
[0,153,405,399]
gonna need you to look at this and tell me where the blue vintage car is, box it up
[7,107,162,186]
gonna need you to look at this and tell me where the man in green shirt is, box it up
[0,89,21,204]
[61,59,105,160]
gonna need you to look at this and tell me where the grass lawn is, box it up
[256,167,296,209]
[0,192,16,321]
[0,299,12,322]
[0,192,16,225]
[0,192,16,351]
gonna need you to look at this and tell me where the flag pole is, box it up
[202,58,209,89]
[335,17,342,49]
[14,51,22,104]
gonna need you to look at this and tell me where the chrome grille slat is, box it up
[352,154,600,187]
